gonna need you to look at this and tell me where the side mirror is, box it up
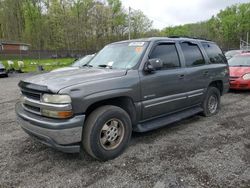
[144,58,163,72]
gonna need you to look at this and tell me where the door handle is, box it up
[179,74,185,79]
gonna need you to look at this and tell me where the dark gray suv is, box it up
[16,37,229,161]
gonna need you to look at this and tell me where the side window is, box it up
[180,42,205,67]
[149,43,180,69]
[202,42,227,64]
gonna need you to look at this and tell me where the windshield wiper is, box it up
[98,64,113,69]
[82,64,93,68]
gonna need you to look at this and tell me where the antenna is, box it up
[129,7,131,40]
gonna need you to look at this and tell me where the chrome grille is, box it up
[19,84,43,115]
[21,89,41,101]
[21,90,42,115]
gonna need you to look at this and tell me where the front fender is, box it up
[58,70,141,114]
[81,88,137,113]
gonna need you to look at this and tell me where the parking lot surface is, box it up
[0,73,249,188]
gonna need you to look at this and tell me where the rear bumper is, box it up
[16,102,85,153]
[230,79,250,90]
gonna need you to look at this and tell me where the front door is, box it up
[139,42,188,120]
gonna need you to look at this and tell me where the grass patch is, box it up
[0,58,75,72]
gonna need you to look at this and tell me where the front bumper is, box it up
[16,102,85,153]
[0,71,7,75]
[230,79,250,90]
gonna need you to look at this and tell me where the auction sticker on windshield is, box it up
[135,47,143,53]
[128,42,145,46]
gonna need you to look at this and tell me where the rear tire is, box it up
[202,87,220,117]
[82,105,132,161]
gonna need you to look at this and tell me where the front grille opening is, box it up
[21,90,41,100]
[23,104,40,113]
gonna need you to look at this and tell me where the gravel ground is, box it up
[0,73,249,188]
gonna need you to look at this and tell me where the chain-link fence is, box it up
[0,49,96,59]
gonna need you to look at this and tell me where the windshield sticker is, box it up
[129,42,145,47]
[135,47,143,53]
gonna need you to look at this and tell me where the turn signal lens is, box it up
[41,109,73,119]
[57,111,73,118]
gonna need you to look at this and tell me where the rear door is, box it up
[178,41,209,106]
[201,42,229,90]
[139,41,188,120]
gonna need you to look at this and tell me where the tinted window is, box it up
[149,43,180,69]
[180,42,205,67]
[202,43,226,64]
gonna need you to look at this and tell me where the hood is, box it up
[229,66,250,77]
[50,66,79,73]
[22,68,127,93]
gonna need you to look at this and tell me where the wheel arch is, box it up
[208,80,223,95]
[84,96,138,126]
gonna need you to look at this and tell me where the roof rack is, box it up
[168,36,212,41]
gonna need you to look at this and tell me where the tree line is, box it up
[0,0,154,52]
[0,1,249,52]
[163,3,250,50]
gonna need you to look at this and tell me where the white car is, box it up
[51,54,95,73]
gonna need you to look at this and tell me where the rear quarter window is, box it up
[202,43,227,64]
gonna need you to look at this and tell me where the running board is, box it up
[133,106,203,132]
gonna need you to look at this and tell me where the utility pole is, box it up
[247,32,249,50]
[129,6,131,40]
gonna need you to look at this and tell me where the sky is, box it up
[121,0,249,29]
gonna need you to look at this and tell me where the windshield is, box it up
[72,55,95,67]
[88,42,148,69]
[228,55,250,67]
[225,50,241,57]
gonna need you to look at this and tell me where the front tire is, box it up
[82,105,132,161]
[202,87,221,117]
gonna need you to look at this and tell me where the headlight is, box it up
[242,73,250,80]
[41,94,73,118]
[42,94,71,104]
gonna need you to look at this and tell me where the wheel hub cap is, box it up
[208,95,218,114]
[106,126,118,142]
[100,119,125,150]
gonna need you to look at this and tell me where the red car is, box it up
[229,53,250,90]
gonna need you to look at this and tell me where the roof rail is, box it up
[168,36,212,41]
